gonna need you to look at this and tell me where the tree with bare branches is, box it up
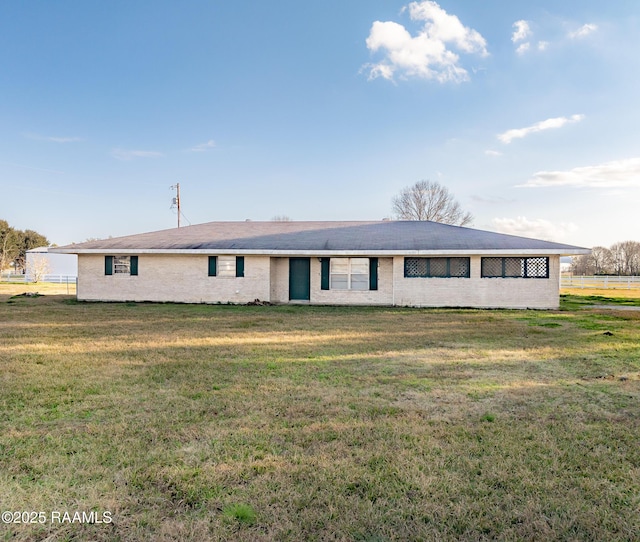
[392,180,473,225]
[27,255,51,283]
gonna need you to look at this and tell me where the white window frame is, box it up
[330,257,369,291]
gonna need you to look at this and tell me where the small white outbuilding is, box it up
[26,247,78,280]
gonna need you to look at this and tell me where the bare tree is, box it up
[28,255,51,283]
[610,241,640,276]
[392,180,473,225]
[570,254,591,275]
[590,246,613,275]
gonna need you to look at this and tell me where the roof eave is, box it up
[51,248,592,256]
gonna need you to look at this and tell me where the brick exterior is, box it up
[77,254,560,309]
[78,254,270,303]
[392,256,560,309]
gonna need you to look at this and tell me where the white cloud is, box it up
[471,194,513,204]
[491,216,578,242]
[111,148,163,161]
[484,150,502,157]
[511,20,531,43]
[190,140,216,152]
[498,114,585,144]
[364,1,487,83]
[537,41,549,51]
[519,157,640,189]
[406,1,488,55]
[516,42,531,55]
[24,132,83,143]
[569,23,597,39]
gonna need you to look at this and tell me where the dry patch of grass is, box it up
[562,287,640,299]
[0,295,639,540]
[0,281,76,300]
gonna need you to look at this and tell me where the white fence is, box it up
[561,275,640,290]
[0,273,77,284]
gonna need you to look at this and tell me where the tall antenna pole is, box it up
[171,183,181,228]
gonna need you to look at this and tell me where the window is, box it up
[105,256,138,276]
[481,257,549,279]
[330,258,370,290]
[210,256,244,277]
[404,257,470,278]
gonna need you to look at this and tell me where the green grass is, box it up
[0,290,639,540]
[561,293,640,309]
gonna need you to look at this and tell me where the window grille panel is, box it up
[406,257,470,278]
[504,258,523,277]
[525,257,548,278]
[449,258,470,278]
[405,258,427,277]
[482,257,549,278]
[429,258,448,277]
[481,258,503,278]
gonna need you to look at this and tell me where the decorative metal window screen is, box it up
[429,258,448,277]
[481,257,503,278]
[113,256,131,274]
[525,257,548,278]
[504,257,523,278]
[449,258,470,278]
[405,258,427,278]
[405,257,470,278]
[481,257,549,278]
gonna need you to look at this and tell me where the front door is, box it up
[289,258,311,301]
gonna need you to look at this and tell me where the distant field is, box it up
[1,289,639,541]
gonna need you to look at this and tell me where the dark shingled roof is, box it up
[53,221,589,254]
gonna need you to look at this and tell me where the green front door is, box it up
[289,258,311,301]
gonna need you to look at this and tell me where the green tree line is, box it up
[0,219,49,274]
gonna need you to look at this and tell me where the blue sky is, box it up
[2,0,639,247]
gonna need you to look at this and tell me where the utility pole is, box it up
[170,183,181,228]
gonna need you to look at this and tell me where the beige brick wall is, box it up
[77,253,560,308]
[392,255,560,309]
[78,254,271,303]
[270,257,289,303]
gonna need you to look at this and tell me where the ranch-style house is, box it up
[52,220,590,309]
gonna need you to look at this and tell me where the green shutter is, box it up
[369,258,378,290]
[321,258,330,290]
[130,256,138,276]
[208,256,217,276]
[236,256,244,277]
[105,256,113,275]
